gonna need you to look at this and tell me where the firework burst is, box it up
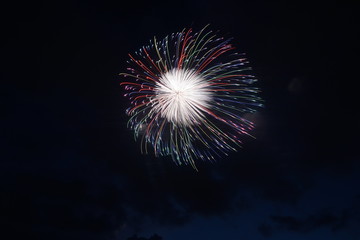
[120,26,263,169]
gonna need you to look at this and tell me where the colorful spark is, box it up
[120,26,263,169]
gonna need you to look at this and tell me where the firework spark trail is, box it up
[120,26,263,169]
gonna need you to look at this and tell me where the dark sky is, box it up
[1,0,359,239]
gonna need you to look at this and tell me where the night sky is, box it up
[2,0,360,239]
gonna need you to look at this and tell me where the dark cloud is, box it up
[127,234,162,240]
[269,208,359,234]
[258,223,273,238]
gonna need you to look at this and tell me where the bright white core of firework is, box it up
[152,68,212,126]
